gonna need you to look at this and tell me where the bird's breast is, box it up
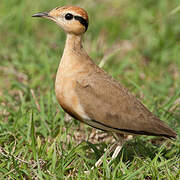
[55,63,91,122]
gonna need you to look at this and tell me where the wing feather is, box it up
[75,71,176,138]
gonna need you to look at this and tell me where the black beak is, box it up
[32,12,49,18]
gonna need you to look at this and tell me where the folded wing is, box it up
[75,72,176,138]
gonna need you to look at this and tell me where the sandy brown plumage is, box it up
[75,64,176,138]
[32,5,177,139]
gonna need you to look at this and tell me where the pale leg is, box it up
[93,133,125,169]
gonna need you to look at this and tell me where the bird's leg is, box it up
[93,142,118,168]
[92,133,125,169]
[107,133,125,165]
[109,133,134,163]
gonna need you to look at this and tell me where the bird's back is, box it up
[74,63,177,138]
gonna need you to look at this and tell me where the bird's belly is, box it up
[55,76,90,121]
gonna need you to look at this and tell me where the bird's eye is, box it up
[65,13,73,20]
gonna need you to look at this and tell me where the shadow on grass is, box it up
[44,136,179,176]
[83,137,179,165]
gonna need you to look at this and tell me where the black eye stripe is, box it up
[74,16,88,31]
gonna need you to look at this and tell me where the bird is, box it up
[32,5,176,166]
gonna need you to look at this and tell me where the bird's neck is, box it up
[56,33,84,81]
[58,33,87,71]
[55,33,85,95]
[64,33,83,53]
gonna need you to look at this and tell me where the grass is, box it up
[0,0,180,179]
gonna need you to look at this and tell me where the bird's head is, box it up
[32,6,89,35]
